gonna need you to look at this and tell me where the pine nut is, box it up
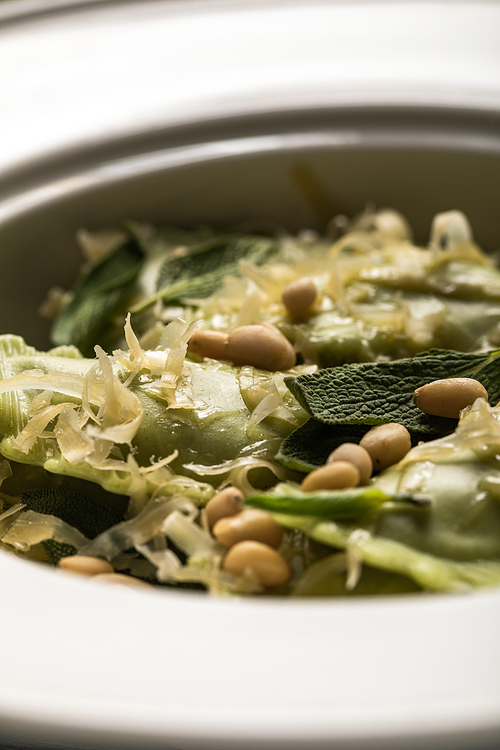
[359,423,411,471]
[413,377,488,419]
[225,323,296,371]
[223,540,291,588]
[282,277,317,317]
[187,329,229,360]
[212,507,284,548]
[205,486,244,529]
[327,443,373,485]
[57,555,114,577]
[301,461,360,492]
[93,573,152,588]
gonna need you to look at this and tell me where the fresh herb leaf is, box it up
[132,234,278,312]
[21,487,123,566]
[155,234,276,291]
[277,418,445,472]
[247,482,425,520]
[285,349,500,436]
[51,237,144,356]
[21,488,121,540]
[276,419,370,472]
[43,540,77,565]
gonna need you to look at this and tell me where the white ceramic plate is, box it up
[1,2,500,749]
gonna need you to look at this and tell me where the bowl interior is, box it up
[1,108,499,349]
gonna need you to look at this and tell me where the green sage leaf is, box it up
[43,540,77,565]
[51,237,144,356]
[276,419,371,472]
[20,486,122,565]
[21,488,121,540]
[285,348,500,436]
[132,234,278,313]
[276,417,446,472]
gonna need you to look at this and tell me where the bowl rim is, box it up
[2,0,500,181]
[1,103,500,222]
[0,550,499,750]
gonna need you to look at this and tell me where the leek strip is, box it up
[163,510,219,557]
[1,510,89,551]
[0,503,25,537]
[247,482,427,519]
[13,402,79,454]
[79,498,180,561]
[0,371,99,402]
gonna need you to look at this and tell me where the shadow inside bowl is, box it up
[0,105,499,349]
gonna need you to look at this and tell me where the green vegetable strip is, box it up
[246,482,426,519]
[274,513,500,592]
[285,348,500,437]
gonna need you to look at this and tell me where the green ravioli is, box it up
[0,334,297,499]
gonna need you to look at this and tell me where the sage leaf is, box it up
[21,488,121,540]
[132,234,278,312]
[43,540,77,565]
[276,419,370,472]
[20,485,122,565]
[51,237,144,356]
[285,348,500,436]
[276,418,444,472]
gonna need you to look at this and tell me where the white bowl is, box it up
[1,2,500,749]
